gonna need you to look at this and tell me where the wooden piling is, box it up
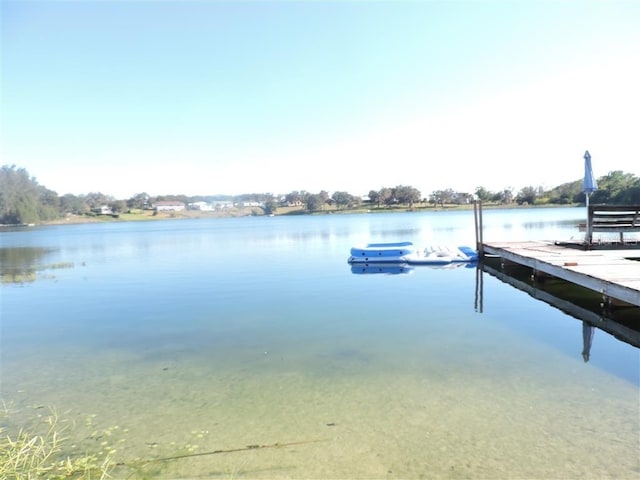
[474,200,484,256]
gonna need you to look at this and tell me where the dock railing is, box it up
[582,205,640,245]
[473,200,484,256]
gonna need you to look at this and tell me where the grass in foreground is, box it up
[1,403,321,479]
[0,405,115,480]
[0,403,179,479]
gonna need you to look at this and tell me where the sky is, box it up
[2,0,639,199]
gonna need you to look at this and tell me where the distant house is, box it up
[452,192,473,205]
[211,200,234,210]
[188,201,214,211]
[154,201,185,212]
[92,205,113,215]
[242,201,264,208]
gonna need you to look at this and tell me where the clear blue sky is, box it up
[2,0,639,198]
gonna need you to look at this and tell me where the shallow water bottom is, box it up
[3,334,639,480]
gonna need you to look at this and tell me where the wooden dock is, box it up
[481,241,640,307]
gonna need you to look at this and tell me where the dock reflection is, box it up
[477,257,640,360]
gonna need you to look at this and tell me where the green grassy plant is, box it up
[1,403,312,479]
[0,405,115,480]
[0,406,226,479]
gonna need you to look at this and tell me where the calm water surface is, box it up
[1,207,639,479]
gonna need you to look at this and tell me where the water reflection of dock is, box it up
[481,241,640,308]
[479,258,640,355]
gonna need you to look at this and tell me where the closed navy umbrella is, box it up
[582,151,598,242]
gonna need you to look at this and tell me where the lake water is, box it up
[1,207,639,479]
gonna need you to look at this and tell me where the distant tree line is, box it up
[1,164,639,225]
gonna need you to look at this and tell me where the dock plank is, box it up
[482,241,640,307]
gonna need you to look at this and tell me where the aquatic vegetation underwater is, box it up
[0,404,117,479]
[0,402,314,479]
[0,403,204,479]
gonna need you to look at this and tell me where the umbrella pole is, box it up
[585,193,590,244]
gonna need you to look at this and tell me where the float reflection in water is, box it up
[350,263,415,275]
[349,261,478,275]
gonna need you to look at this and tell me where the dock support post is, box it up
[474,200,484,257]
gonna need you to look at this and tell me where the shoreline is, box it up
[2,202,582,228]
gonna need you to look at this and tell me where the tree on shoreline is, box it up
[0,165,58,224]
